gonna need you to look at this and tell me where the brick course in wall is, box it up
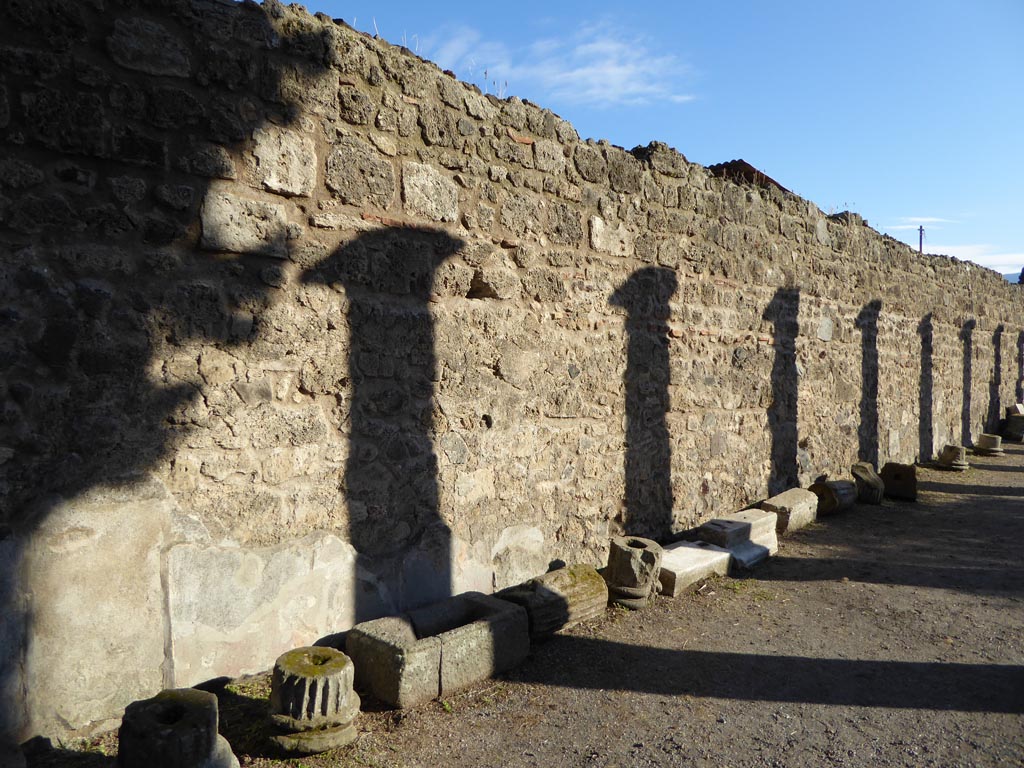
[1,0,1022,741]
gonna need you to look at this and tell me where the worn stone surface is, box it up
[106,18,191,78]
[809,480,859,515]
[118,688,238,768]
[658,540,731,597]
[851,462,885,504]
[166,534,361,688]
[3,0,1024,742]
[402,162,459,222]
[269,646,359,732]
[345,616,441,709]
[936,444,969,470]
[880,463,918,501]
[761,488,818,534]
[497,564,607,638]
[20,481,173,739]
[698,509,778,549]
[250,125,316,197]
[200,189,289,257]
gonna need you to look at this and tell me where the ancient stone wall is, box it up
[2,0,1022,741]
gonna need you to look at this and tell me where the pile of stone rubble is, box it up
[104,409,1024,763]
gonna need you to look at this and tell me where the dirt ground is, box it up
[26,448,1024,768]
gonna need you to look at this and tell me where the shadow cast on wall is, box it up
[986,324,1004,433]
[960,318,976,446]
[609,267,677,539]
[763,288,800,496]
[301,227,464,621]
[856,300,881,467]
[918,313,933,461]
[0,0,343,740]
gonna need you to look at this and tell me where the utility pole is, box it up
[919,226,924,254]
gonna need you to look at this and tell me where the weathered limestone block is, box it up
[936,444,969,471]
[251,126,316,197]
[106,18,190,78]
[118,688,238,768]
[345,616,441,709]
[697,509,778,571]
[200,190,288,258]
[21,481,173,738]
[808,480,858,515]
[698,510,777,549]
[604,536,663,609]
[851,462,884,505]
[1004,414,1024,441]
[658,541,730,597]
[427,595,529,695]
[490,524,547,591]
[498,564,608,638]
[880,463,917,501]
[974,433,1004,456]
[325,135,395,208]
[346,593,529,708]
[166,534,361,688]
[268,647,360,754]
[402,162,458,222]
[589,215,633,256]
[760,488,817,534]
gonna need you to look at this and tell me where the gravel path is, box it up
[28,449,1024,768]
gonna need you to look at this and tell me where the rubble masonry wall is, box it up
[1,0,1021,740]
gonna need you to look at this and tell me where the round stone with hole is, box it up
[269,646,360,734]
[118,688,239,768]
[605,535,663,594]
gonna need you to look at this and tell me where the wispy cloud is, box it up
[421,21,694,108]
[884,216,957,232]
[926,243,1024,274]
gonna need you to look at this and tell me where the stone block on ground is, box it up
[1003,414,1024,441]
[729,540,775,571]
[658,541,731,597]
[880,463,917,501]
[345,616,440,709]
[497,564,608,638]
[760,488,818,534]
[974,433,1004,456]
[268,646,360,754]
[936,444,969,471]
[808,479,858,515]
[346,593,529,709]
[603,536,663,609]
[697,509,778,572]
[118,688,238,768]
[697,509,778,549]
[430,593,529,695]
[851,462,884,505]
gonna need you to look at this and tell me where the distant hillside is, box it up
[1003,273,1021,283]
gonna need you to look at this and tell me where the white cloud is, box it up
[925,243,1024,275]
[421,20,694,108]
[884,216,957,232]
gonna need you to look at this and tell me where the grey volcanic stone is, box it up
[605,536,663,608]
[346,593,529,708]
[251,126,316,197]
[761,488,818,534]
[107,18,191,78]
[402,162,458,222]
[118,688,238,768]
[325,135,395,208]
[200,190,288,258]
[880,463,917,501]
[498,564,608,638]
[851,462,884,504]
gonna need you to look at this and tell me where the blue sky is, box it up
[300,1,1023,276]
